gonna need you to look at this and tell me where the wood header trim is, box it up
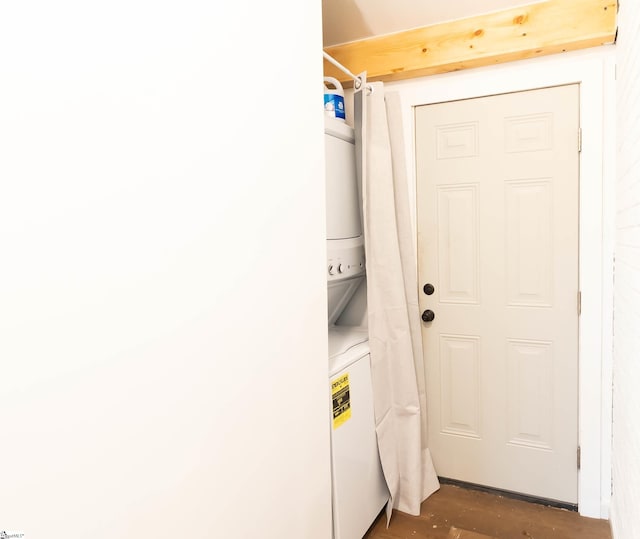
[323,0,617,85]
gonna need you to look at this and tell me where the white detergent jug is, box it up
[323,76,346,121]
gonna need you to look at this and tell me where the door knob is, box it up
[421,309,435,322]
[423,283,435,295]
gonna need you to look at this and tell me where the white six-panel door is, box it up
[415,84,580,503]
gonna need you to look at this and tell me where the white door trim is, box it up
[385,47,615,519]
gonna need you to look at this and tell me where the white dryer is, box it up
[324,117,366,327]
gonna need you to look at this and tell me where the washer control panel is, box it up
[327,243,366,281]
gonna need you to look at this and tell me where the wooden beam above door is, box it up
[323,0,617,85]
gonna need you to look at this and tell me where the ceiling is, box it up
[322,0,546,46]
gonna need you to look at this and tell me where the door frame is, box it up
[386,48,615,519]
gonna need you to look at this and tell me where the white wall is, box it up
[384,47,616,519]
[0,2,331,538]
[610,1,640,537]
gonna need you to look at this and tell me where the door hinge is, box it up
[577,291,582,316]
[578,128,583,153]
[577,446,581,470]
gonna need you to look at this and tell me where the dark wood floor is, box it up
[364,484,611,539]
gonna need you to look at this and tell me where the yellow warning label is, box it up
[331,373,351,429]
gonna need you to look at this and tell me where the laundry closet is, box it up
[324,80,389,539]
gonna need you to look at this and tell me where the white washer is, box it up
[329,327,389,539]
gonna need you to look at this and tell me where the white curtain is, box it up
[362,81,440,521]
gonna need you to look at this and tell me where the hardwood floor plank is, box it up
[448,528,497,539]
[364,485,611,539]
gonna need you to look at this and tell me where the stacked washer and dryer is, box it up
[325,116,389,539]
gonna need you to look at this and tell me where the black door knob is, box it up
[421,309,435,322]
[423,283,435,295]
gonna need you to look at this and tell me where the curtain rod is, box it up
[323,51,372,93]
